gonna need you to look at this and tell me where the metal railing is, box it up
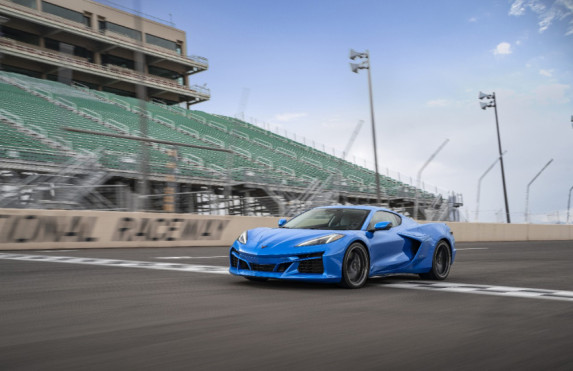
[0,37,210,98]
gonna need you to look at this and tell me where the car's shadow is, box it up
[229,273,423,291]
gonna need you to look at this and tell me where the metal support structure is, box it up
[342,120,363,160]
[63,128,232,152]
[567,185,573,224]
[0,16,8,70]
[62,128,232,212]
[134,0,149,211]
[479,92,511,223]
[350,49,381,204]
[163,146,178,212]
[475,151,506,222]
[524,158,553,223]
[414,139,449,220]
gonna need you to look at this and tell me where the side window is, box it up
[368,211,399,229]
[390,213,402,227]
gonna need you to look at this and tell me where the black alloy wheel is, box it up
[419,240,451,280]
[339,243,369,289]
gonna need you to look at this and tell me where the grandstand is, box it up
[0,71,462,219]
[0,0,462,220]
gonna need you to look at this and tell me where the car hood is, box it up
[238,227,352,255]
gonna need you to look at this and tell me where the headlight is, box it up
[296,234,344,247]
[237,231,248,244]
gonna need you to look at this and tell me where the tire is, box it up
[419,240,451,280]
[339,243,369,289]
[245,276,268,282]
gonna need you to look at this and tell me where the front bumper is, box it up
[229,246,343,283]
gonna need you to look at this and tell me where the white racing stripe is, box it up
[2,253,572,302]
[0,253,229,275]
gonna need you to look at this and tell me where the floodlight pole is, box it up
[475,151,506,222]
[365,51,382,205]
[492,94,511,223]
[480,92,511,223]
[525,158,553,223]
[567,185,573,224]
[350,49,381,204]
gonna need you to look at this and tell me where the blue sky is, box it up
[103,0,572,223]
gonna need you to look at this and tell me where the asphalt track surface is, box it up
[1,240,572,370]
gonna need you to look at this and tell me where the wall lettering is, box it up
[0,215,98,243]
[111,217,229,242]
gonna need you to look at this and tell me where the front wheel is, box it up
[419,240,451,280]
[339,243,369,289]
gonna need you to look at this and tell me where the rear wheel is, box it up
[419,240,451,280]
[339,243,369,289]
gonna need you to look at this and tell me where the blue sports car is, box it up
[229,205,455,288]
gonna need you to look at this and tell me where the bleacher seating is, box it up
[0,71,436,200]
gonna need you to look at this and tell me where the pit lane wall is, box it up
[0,209,571,250]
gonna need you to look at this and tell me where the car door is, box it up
[367,211,409,274]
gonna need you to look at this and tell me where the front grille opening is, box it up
[250,263,275,272]
[298,258,324,274]
[239,260,249,270]
[297,252,324,259]
[276,262,292,273]
[231,254,238,267]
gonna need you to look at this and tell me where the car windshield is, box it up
[282,208,370,230]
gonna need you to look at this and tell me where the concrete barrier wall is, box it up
[0,208,279,250]
[0,209,571,250]
[445,222,573,242]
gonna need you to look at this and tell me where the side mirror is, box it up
[371,221,392,232]
[278,218,287,227]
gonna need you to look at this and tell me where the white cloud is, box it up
[539,69,553,77]
[509,0,526,15]
[509,0,573,35]
[509,0,546,16]
[426,99,450,107]
[274,112,308,122]
[493,42,513,55]
[468,17,478,23]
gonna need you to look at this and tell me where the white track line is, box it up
[378,281,573,302]
[33,250,78,252]
[155,256,228,259]
[456,248,489,250]
[2,253,572,302]
[0,253,228,275]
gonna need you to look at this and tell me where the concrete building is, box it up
[0,0,209,106]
